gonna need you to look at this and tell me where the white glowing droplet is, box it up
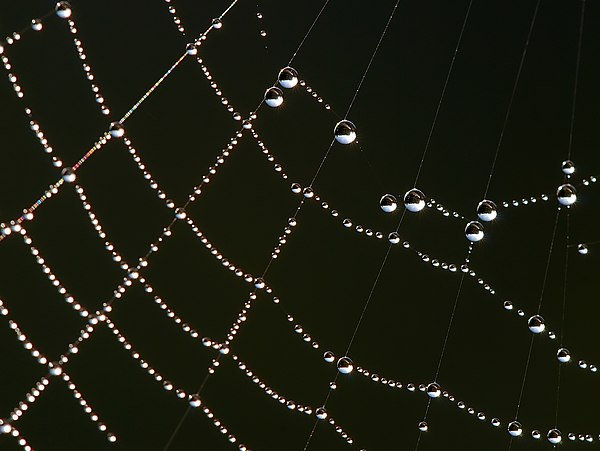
[31,19,43,31]
[557,184,576,206]
[0,423,12,434]
[426,382,441,398]
[528,315,545,334]
[175,208,186,220]
[404,189,426,212]
[548,429,562,444]
[55,2,72,19]
[561,160,575,175]
[337,356,353,374]
[316,407,327,420]
[61,167,76,183]
[323,351,335,363]
[186,44,198,56]
[254,278,265,289]
[334,120,357,144]
[49,362,63,376]
[380,194,397,213]
[264,87,284,108]
[278,67,298,89]
[388,232,400,245]
[189,394,201,408]
[508,421,522,437]
[578,244,588,255]
[532,430,541,439]
[477,200,497,222]
[465,221,484,242]
[211,18,223,29]
[418,421,428,432]
[109,122,125,138]
[557,348,570,363]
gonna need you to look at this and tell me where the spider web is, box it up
[1,1,599,450]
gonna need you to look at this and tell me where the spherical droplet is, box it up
[418,421,428,432]
[175,208,186,220]
[388,232,400,245]
[323,351,335,363]
[528,315,545,334]
[31,19,43,31]
[278,67,298,89]
[337,356,353,374]
[211,18,223,29]
[186,44,198,56]
[477,200,497,222]
[291,183,302,194]
[557,348,570,363]
[427,382,441,398]
[557,184,577,206]
[465,221,484,242]
[380,194,397,213]
[189,394,201,408]
[49,362,63,376]
[404,189,426,212]
[532,430,541,439]
[334,120,357,144]
[264,87,284,108]
[491,418,501,427]
[316,407,327,420]
[254,278,265,289]
[0,423,12,434]
[109,122,125,138]
[561,160,575,175]
[548,429,562,444]
[55,2,72,18]
[508,421,522,437]
[578,244,588,255]
[61,167,76,183]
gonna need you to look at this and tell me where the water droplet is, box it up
[418,421,428,432]
[61,167,76,183]
[109,122,125,138]
[254,278,265,289]
[291,183,302,194]
[388,232,400,245]
[557,184,576,206]
[557,348,570,363]
[578,244,588,255]
[55,2,72,18]
[316,407,327,420]
[465,221,484,242]
[211,18,223,29]
[264,87,284,107]
[548,429,562,444]
[532,430,541,439]
[334,120,357,144]
[278,67,298,89]
[528,315,545,333]
[508,421,522,437]
[503,301,513,310]
[186,43,198,56]
[323,351,335,363]
[380,194,397,213]
[175,208,186,220]
[427,383,441,398]
[189,394,201,408]
[561,160,575,175]
[31,19,43,31]
[477,200,497,222]
[337,356,353,374]
[49,362,63,376]
[404,189,426,212]
[491,418,501,427]
[303,187,314,198]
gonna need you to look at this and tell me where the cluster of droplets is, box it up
[163,0,186,34]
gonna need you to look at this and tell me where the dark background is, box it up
[1,1,600,450]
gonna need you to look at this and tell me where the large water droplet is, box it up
[404,189,425,212]
[561,160,575,175]
[557,348,570,363]
[55,2,72,18]
[547,429,561,444]
[109,122,125,138]
[465,221,484,242]
[61,167,76,183]
[508,421,522,437]
[264,87,284,108]
[337,356,353,374]
[278,67,298,89]
[578,244,588,255]
[334,120,357,144]
[477,200,497,222]
[418,421,428,432]
[380,194,397,213]
[557,184,576,206]
[426,382,441,398]
[528,315,545,333]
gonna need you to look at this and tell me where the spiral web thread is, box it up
[0,1,598,450]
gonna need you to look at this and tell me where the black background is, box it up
[1,1,600,450]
